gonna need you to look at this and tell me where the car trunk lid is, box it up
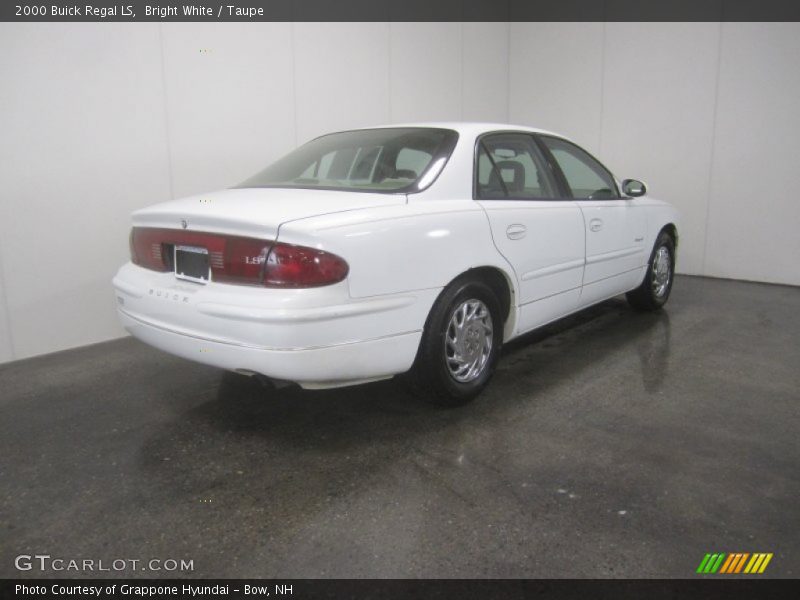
[132,187,406,240]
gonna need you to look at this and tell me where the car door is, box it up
[475,132,585,336]
[537,135,646,308]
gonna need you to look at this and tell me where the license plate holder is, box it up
[174,245,210,284]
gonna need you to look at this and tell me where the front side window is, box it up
[238,128,458,193]
[476,133,556,199]
[540,136,618,199]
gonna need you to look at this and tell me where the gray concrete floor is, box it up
[1,275,798,578]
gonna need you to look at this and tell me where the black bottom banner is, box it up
[3,578,799,600]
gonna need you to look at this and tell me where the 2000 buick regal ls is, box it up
[113,123,678,405]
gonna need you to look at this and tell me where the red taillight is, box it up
[130,227,171,272]
[129,227,348,288]
[263,243,349,288]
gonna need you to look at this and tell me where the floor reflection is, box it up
[635,311,671,392]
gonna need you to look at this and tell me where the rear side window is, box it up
[540,136,618,199]
[476,133,556,199]
[238,127,458,193]
[396,148,432,180]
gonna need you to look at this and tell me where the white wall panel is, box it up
[294,23,390,144]
[0,24,172,360]
[0,249,12,362]
[509,22,604,153]
[389,23,462,123]
[600,23,720,275]
[161,23,297,199]
[462,23,510,123]
[704,23,800,285]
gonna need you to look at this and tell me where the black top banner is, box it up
[2,0,800,22]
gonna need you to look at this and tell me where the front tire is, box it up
[626,231,675,311]
[412,277,503,407]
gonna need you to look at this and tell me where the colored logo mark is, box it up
[696,553,773,574]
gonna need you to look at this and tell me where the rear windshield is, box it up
[237,128,458,193]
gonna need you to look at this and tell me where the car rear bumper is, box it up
[112,262,436,388]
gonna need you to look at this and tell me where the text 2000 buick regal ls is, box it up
[113,123,678,405]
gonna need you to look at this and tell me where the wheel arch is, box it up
[661,222,678,248]
[447,265,518,342]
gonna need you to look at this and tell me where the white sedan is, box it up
[113,123,678,405]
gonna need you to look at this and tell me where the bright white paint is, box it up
[578,198,647,304]
[113,123,678,389]
[1,21,798,364]
[478,200,585,331]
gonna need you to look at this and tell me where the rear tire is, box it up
[412,276,503,407]
[626,231,675,311]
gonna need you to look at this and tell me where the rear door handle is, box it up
[589,218,603,232]
[506,224,527,240]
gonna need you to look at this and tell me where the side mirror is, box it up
[622,178,647,197]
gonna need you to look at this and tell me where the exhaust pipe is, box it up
[232,369,294,390]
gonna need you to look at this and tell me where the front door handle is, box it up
[506,224,527,240]
[589,218,604,232]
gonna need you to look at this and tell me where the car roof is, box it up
[362,121,564,138]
